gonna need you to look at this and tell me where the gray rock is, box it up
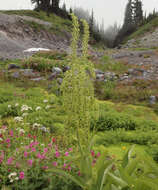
[120,74,129,81]
[96,74,104,81]
[11,71,20,78]
[62,65,70,72]
[94,69,104,75]
[52,67,62,74]
[8,64,20,70]
[48,72,58,80]
[57,78,63,85]
[20,69,36,77]
[149,96,156,105]
[30,77,45,81]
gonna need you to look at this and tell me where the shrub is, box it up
[91,111,138,131]
[33,50,67,60]
[22,57,67,72]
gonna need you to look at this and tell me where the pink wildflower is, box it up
[91,150,95,157]
[7,144,11,148]
[7,157,13,165]
[52,162,57,167]
[67,166,71,171]
[42,166,48,170]
[31,147,36,152]
[6,138,11,144]
[44,148,48,153]
[68,148,73,152]
[64,152,69,156]
[78,171,81,176]
[55,151,60,158]
[48,143,52,148]
[16,162,20,168]
[9,130,13,137]
[19,172,24,180]
[28,160,33,166]
[25,146,29,150]
[24,151,28,158]
[37,153,46,159]
[96,152,101,158]
[52,138,56,143]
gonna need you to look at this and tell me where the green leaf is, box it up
[122,145,135,168]
[108,172,128,188]
[48,168,85,188]
[99,163,114,190]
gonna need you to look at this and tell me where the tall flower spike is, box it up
[70,13,80,61]
[81,19,90,59]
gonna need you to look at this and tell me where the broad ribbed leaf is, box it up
[99,163,114,190]
[48,168,85,188]
[108,172,128,188]
[122,146,134,168]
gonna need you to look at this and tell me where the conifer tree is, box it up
[132,0,143,26]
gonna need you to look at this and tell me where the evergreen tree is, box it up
[89,9,94,35]
[62,2,66,12]
[123,0,134,30]
[132,0,143,26]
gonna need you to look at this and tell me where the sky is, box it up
[1,0,158,29]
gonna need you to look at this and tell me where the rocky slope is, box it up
[0,12,71,60]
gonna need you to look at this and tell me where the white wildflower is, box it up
[8,172,17,178]
[32,123,41,129]
[8,105,11,108]
[14,117,23,122]
[19,129,25,134]
[15,177,19,180]
[43,99,48,103]
[36,106,41,111]
[15,103,19,107]
[0,138,3,141]
[40,126,49,132]
[22,113,28,117]
[45,105,51,109]
[21,105,32,112]
[0,129,6,134]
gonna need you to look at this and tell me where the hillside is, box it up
[123,16,158,49]
[1,10,158,189]
[0,10,71,59]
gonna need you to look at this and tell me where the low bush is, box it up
[91,111,137,131]
[21,57,67,72]
[33,51,67,60]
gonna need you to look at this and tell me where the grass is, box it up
[125,16,158,42]
[1,51,158,165]
[94,55,130,74]
[0,10,71,35]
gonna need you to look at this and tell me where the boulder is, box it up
[8,64,20,70]
[52,67,62,74]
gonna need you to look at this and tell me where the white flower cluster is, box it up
[22,113,28,117]
[43,99,48,103]
[8,105,11,108]
[36,106,41,111]
[32,123,41,129]
[0,128,7,134]
[14,117,23,122]
[8,172,19,183]
[45,105,51,109]
[21,105,32,112]
[16,128,25,134]
[40,126,49,133]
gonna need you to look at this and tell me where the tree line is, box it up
[31,0,158,48]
